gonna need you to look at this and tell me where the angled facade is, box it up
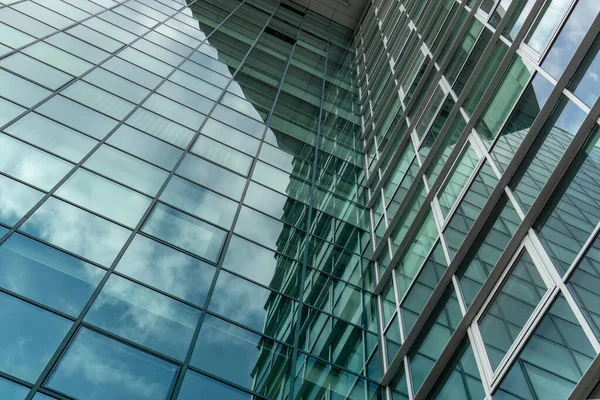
[0,0,599,399]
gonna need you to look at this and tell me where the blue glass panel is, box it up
[0,175,43,226]
[85,275,200,360]
[0,292,71,382]
[0,375,29,399]
[46,328,178,400]
[21,197,131,267]
[0,233,104,316]
[142,203,226,263]
[191,315,292,395]
[116,235,215,306]
[179,370,260,400]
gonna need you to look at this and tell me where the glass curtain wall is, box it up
[0,0,379,399]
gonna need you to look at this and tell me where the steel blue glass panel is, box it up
[0,233,104,316]
[85,275,200,360]
[21,197,131,267]
[115,234,215,306]
[142,203,227,263]
[46,328,178,400]
[0,291,71,382]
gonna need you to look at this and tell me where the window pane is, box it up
[478,250,547,369]
[142,94,205,130]
[23,42,93,76]
[84,145,168,196]
[191,135,253,175]
[102,57,162,89]
[234,206,294,251]
[86,275,200,360]
[0,376,28,400]
[208,270,297,342]
[0,175,43,226]
[567,232,600,340]
[0,133,72,191]
[200,118,260,156]
[475,58,533,147]
[191,314,292,395]
[429,340,485,400]
[511,98,587,212]
[542,0,600,79]
[5,113,97,162]
[223,234,301,297]
[570,37,600,108]
[46,32,108,64]
[107,125,182,170]
[177,154,246,199]
[84,68,150,103]
[56,169,152,228]
[495,296,595,400]
[0,291,71,382]
[46,328,178,400]
[0,97,25,126]
[156,81,214,114]
[0,69,51,107]
[142,203,226,263]
[36,96,118,140]
[62,81,135,120]
[126,108,195,148]
[179,370,259,400]
[536,125,600,275]
[525,0,571,53]
[437,144,481,218]
[115,235,215,306]
[160,176,237,229]
[490,73,554,173]
[0,233,104,316]
[0,53,73,90]
[21,197,131,267]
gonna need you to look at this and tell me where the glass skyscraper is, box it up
[0,0,599,399]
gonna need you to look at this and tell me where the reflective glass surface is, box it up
[142,203,226,263]
[86,275,200,360]
[0,291,71,382]
[47,328,178,400]
[0,233,104,316]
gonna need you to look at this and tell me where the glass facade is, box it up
[0,0,599,399]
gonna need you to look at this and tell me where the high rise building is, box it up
[0,0,599,399]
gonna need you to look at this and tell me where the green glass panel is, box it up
[479,249,547,370]
[495,295,595,400]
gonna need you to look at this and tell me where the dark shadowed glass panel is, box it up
[429,339,485,400]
